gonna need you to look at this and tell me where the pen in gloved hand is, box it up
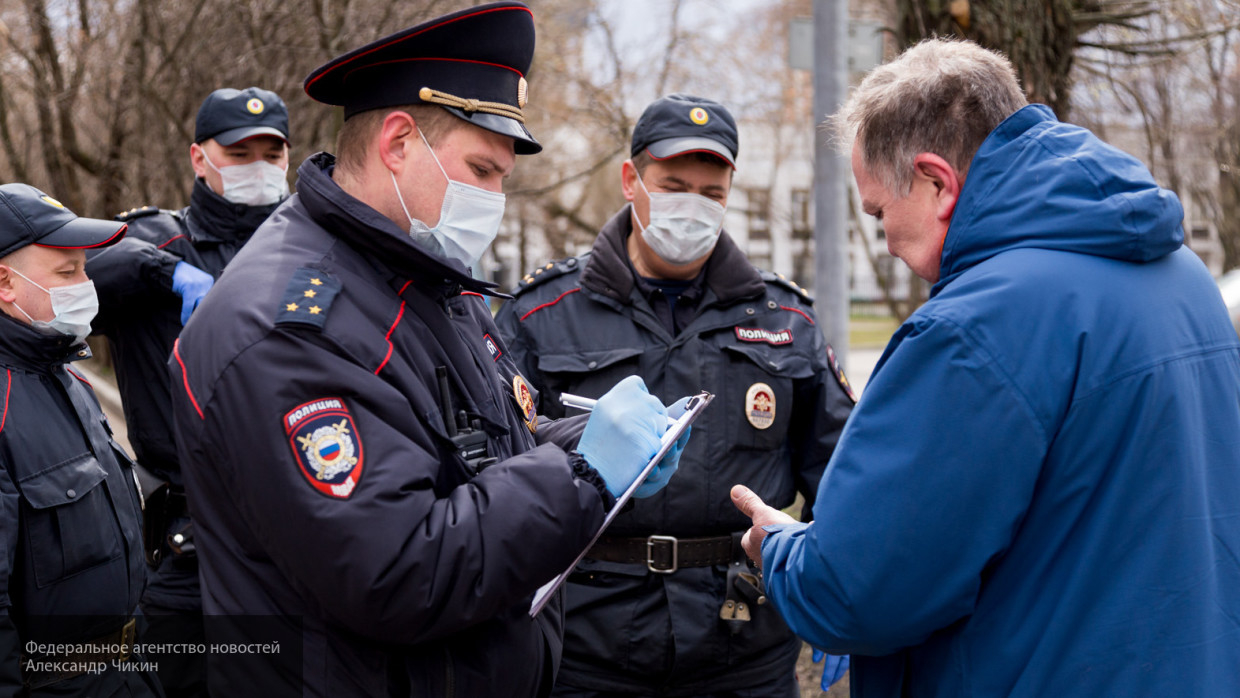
[561,393,687,426]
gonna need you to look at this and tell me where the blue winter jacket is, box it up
[761,104,1240,696]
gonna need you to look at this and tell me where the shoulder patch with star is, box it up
[114,205,163,222]
[275,267,341,329]
[759,269,813,303]
[512,254,587,296]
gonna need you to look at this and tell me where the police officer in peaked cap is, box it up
[0,184,160,696]
[497,93,857,696]
[85,84,291,698]
[167,3,690,696]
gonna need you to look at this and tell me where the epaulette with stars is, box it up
[114,205,164,222]
[275,267,341,329]
[759,269,814,304]
[512,255,585,296]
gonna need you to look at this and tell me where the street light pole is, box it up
[812,0,851,369]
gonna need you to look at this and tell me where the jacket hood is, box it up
[0,310,86,371]
[936,104,1184,292]
[187,177,283,244]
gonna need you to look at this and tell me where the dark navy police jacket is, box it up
[0,315,154,696]
[495,208,855,693]
[87,179,280,614]
[169,153,608,697]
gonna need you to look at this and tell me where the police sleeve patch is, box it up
[285,397,364,499]
[276,267,341,329]
[827,345,858,403]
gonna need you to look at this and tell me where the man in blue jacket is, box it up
[733,38,1240,696]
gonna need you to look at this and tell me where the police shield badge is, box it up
[745,382,775,430]
[513,375,537,433]
[285,397,364,499]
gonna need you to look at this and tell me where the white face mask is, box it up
[203,152,289,206]
[8,267,98,344]
[634,172,726,265]
[391,128,506,271]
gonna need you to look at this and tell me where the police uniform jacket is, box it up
[494,206,855,693]
[87,179,279,485]
[168,153,609,697]
[85,179,280,614]
[0,315,155,696]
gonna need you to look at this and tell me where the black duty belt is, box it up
[587,534,741,574]
[21,617,137,690]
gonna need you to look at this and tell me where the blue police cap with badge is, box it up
[303,1,541,154]
[632,93,738,169]
[0,183,126,259]
[194,87,290,146]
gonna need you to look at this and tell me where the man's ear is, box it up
[189,143,208,179]
[0,264,17,304]
[620,160,638,202]
[378,111,418,175]
[913,152,961,222]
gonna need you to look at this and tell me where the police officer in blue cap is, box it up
[0,184,159,697]
[167,3,688,695]
[497,94,855,697]
[85,85,291,698]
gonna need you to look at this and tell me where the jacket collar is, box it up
[185,177,282,245]
[580,204,764,306]
[294,152,504,297]
[0,311,86,372]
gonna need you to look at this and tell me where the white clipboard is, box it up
[529,391,714,616]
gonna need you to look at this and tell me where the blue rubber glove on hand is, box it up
[634,396,692,498]
[811,648,850,690]
[577,376,669,499]
[171,261,214,325]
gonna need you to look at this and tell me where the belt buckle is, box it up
[118,618,136,662]
[646,535,678,574]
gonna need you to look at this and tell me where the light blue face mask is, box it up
[390,128,507,271]
[8,266,98,344]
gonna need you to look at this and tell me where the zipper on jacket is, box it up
[442,646,454,698]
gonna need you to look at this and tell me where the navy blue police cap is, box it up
[194,87,290,146]
[0,183,126,259]
[303,1,541,154]
[632,94,738,169]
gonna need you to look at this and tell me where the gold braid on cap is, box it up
[418,87,525,124]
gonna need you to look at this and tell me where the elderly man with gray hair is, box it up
[732,38,1240,696]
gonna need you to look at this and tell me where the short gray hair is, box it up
[830,38,1028,196]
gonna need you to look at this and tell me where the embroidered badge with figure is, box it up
[285,397,364,499]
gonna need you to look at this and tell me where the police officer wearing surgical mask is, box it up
[0,183,160,697]
[84,86,291,698]
[496,94,856,697]
[166,4,688,696]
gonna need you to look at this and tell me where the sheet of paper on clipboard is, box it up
[529,391,714,617]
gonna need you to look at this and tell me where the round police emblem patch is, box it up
[690,107,709,125]
[745,382,775,430]
[284,397,364,499]
[247,98,265,114]
[513,375,537,433]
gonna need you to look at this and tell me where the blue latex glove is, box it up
[634,396,692,497]
[812,648,850,690]
[171,261,214,325]
[577,376,668,498]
